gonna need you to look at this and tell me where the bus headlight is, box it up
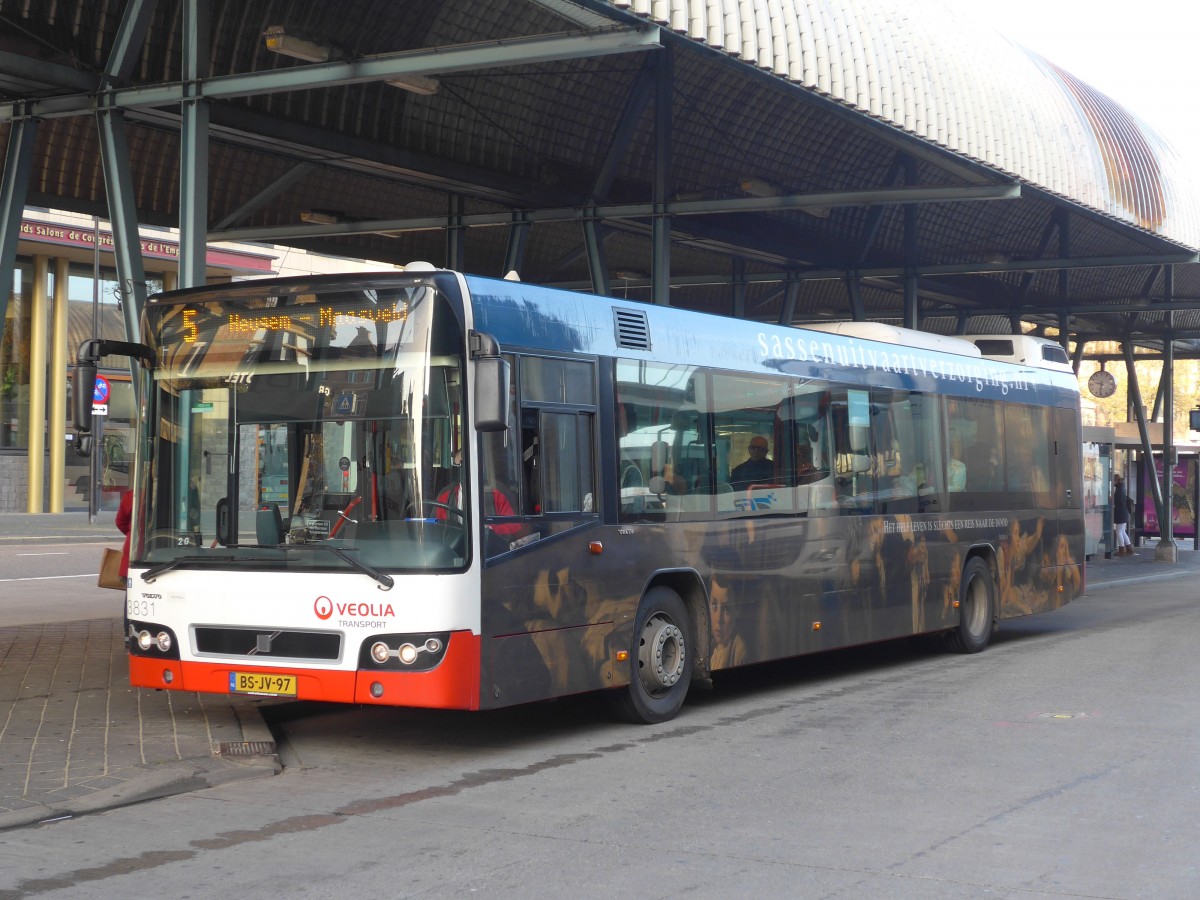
[356,632,450,671]
[155,631,172,653]
[137,630,154,651]
[397,643,419,665]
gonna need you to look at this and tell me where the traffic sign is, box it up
[92,375,110,405]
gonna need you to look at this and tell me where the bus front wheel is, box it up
[612,587,691,724]
[949,557,995,654]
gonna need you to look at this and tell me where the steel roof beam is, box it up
[0,118,37,331]
[104,0,159,86]
[0,26,662,122]
[210,184,1020,243]
[0,51,98,94]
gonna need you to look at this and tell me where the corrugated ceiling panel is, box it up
[606,0,1200,248]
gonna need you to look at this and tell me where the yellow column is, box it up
[27,256,48,513]
[48,258,69,512]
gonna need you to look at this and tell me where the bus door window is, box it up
[829,388,874,512]
[480,353,522,530]
[788,383,834,514]
[871,389,946,514]
[487,354,597,557]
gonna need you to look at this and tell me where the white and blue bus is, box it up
[74,265,1083,723]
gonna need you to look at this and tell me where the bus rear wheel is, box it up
[949,557,995,653]
[612,587,691,724]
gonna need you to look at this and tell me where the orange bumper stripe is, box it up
[127,631,481,710]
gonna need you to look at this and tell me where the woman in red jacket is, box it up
[115,489,133,577]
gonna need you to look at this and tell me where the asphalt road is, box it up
[0,542,122,626]
[1,572,1196,898]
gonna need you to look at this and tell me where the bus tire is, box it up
[612,587,691,724]
[949,557,995,654]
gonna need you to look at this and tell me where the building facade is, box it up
[1,209,397,513]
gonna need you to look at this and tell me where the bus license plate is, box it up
[229,671,297,697]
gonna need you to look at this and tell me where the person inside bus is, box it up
[794,440,826,483]
[730,435,774,489]
[435,449,522,538]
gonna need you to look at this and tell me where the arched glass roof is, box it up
[611,0,1200,248]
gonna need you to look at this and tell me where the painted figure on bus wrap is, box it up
[1041,533,1082,600]
[999,516,1045,615]
[709,576,747,670]
[730,435,774,490]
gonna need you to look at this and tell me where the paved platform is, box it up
[0,512,1195,830]
[0,513,278,831]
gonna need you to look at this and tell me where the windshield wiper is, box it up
[139,545,287,582]
[141,555,208,583]
[308,545,394,590]
[138,544,393,590]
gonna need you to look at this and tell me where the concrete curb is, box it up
[1084,568,1193,592]
[0,755,280,831]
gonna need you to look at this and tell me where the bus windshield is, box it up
[136,279,468,573]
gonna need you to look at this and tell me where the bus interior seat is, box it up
[256,502,286,545]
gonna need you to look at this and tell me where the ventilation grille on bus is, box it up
[613,308,651,350]
[194,626,342,661]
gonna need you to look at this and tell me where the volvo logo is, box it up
[249,631,281,655]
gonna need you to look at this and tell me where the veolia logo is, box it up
[314,596,334,620]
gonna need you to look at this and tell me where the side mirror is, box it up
[72,363,98,436]
[215,497,231,546]
[474,356,511,433]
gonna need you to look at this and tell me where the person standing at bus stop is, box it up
[1113,473,1133,556]
[116,488,133,577]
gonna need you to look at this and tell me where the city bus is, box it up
[73,264,1083,723]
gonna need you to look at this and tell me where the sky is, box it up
[958,1,1200,172]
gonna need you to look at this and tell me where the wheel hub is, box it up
[639,613,685,693]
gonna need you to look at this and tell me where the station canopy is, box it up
[4,0,1200,353]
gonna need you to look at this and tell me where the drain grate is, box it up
[218,740,278,757]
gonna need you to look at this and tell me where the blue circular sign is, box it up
[92,375,110,404]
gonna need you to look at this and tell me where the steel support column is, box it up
[503,214,530,277]
[0,117,37,331]
[1124,341,1164,529]
[49,258,69,512]
[731,258,746,318]
[95,109,148,343]
[845,274,866,321]
[777,275,800,326]
[651,47,672,306]
[1057,210,1070,350]
[583,217,610,296]
[1158,266,1177,559]
[179,0,209,289]
[26,256,48,513]
[902,157,918,329]
[446,195,465,271]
